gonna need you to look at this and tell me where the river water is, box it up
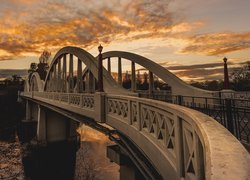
[0,125,119,180]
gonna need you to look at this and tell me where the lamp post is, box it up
[98,44,104,92]
[223,57,229,89]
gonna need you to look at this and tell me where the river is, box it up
[0,125,119,180]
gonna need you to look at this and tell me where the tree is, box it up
[39,50,51,64]
[75,143,99,180]
[122,71,131,89]
[140,72,149,90]
[37,50,51,80]
[231,61,250,91]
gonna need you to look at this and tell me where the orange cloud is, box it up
[180,32,250,56]
[0,0,180,59]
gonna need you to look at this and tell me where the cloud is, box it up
[0,55,15,61]
[180,32,250,56]
[165,61,249,81]
[0,0,200,60]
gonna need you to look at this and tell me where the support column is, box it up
[63,54,67,92]
[25,101,31,121]
[85,70,89,92]
[118,57,122,85]
[88,71,95,93]
[131,61,136,92]
[107,57,111,75]
[53,63,57,92]
[46,111,67,143]
[37,105,47,142]
[107,145,144,180]
[77,58,83,93]
[49,72,53,92]
[69,54,74,93]
[149,71,154,97]
[97,45,104,92]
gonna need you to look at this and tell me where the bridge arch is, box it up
[102,51,217,97]
[29,72,44,92]
[44,46,132,95]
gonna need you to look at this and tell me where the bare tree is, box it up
[75,143,99,180]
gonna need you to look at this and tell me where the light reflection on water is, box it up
[75,125,119,180]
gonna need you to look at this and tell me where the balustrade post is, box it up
[94,92,106,122]
[118,57,122,85]
[131,61,136,92]
[174,116,184,178]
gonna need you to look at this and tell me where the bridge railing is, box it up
[106,95,249,179]
[138,91,250,147]
[22,91,95,110]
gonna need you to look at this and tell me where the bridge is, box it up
[20,46,249,180]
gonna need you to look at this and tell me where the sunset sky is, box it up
[0,0,249,81]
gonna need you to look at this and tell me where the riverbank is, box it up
[0,138,24,179]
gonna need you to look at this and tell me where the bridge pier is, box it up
[37,107,79,143]
[21,101,80,179]
[107,145,144,180]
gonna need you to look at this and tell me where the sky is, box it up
[0,0,249,81]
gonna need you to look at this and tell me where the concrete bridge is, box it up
[20,46,249,180]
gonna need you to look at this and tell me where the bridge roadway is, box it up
[20,46,249,180]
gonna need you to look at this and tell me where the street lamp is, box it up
[223,57,229,89]
[98,44,104,92]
